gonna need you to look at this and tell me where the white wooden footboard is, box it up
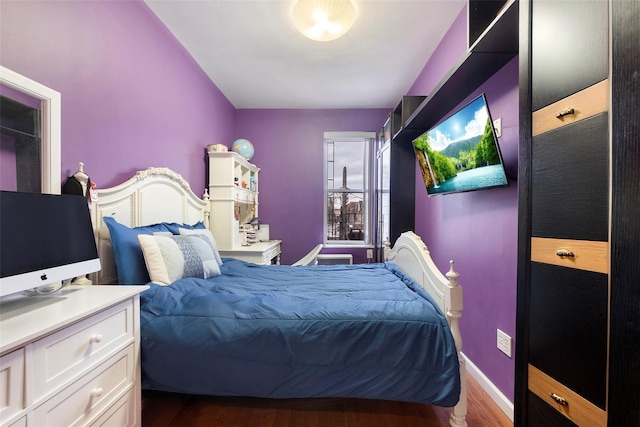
[386,231,467,427]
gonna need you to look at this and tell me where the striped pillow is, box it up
[137,234,221,285]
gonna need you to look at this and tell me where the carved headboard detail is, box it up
[89,167,209,284]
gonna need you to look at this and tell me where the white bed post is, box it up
[446,261,467,427]
[202,188,211,228]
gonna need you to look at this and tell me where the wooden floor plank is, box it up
[141,373,512,427]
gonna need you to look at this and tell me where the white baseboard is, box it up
[461,352,514,422]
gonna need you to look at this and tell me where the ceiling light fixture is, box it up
[292,0,357,42]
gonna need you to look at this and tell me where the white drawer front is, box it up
[87,387,135,427]
[262,245,280,264]
[32,299,134,401]
[33,345,134,427]
[0,348,24,425]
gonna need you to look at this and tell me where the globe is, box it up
[231,139,254,160]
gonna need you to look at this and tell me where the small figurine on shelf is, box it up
[62,162,93,203]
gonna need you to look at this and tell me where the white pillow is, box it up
[178,227,223,266]
[137,234,221,286]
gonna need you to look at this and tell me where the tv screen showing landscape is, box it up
[412,94,508,196]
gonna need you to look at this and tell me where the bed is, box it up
[89,167,468,427]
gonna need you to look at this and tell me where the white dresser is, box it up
[0,285,148,427]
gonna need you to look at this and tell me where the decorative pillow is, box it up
[102,216,172,285]
[178,227,223,266]
[163,221,207,234]
[137,234,221,285]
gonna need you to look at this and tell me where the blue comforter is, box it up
[139,260,461,406]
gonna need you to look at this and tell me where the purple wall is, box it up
[409,8,518,401]
[0,0,234,192]
[235,109,388,264]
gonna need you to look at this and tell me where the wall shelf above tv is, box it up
[394,0,518,145]
[391,95,426,140]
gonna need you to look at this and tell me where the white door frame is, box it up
[1,66,61,194]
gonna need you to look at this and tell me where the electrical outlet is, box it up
[366,249,373,259]
[497,329,512,358]
[493,118,502,138]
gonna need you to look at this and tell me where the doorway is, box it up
[1,95,41,192]
[0,66,61,194]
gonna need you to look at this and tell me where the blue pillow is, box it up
[102,217,172,285]
[163,221,207,234]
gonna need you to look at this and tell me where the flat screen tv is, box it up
[412,94,509,196]
[0,191,101,298]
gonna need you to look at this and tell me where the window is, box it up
[323,132,374,247]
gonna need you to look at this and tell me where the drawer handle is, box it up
[550,393,569,407]
[90,334,103,344]
[555,249,574,258]
[555,108,575,119]
[91,387,104,398]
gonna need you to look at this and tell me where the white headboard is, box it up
[90,167,209,284]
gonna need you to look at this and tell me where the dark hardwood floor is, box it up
[141,372,513,426]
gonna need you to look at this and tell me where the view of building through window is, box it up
[324,133,373,245]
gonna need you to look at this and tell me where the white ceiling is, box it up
[144,0,466,110]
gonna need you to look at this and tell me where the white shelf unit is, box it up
[207,151,260,249]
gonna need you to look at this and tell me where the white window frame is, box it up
[323,131,375,247]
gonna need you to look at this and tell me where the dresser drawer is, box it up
[32,299,135,401]
[527,390,578,427]
[531,113,609,241]
[33,344,134,427]
[533,80,608,137]
[531,237,608,274]
[262,244,281,265]
[0,349,24,425]
[529,365,606,427]
[86,387,135,427]
[529,262,608,408]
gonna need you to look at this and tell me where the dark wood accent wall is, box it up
[608,0,640,425]
[388,138,415,245]
[515,1,533,423]
[518,0,640,425]
[529,263,608,409]
[531,113,609,241]
[530,0,608,111]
